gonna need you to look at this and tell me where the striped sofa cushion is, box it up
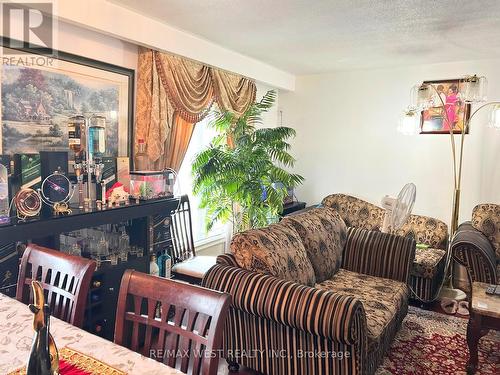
[343,227,416,284]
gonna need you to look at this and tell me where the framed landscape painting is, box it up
[0,39,134,164]
[420,78,471,134]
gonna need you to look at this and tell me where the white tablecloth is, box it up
[0,293,183,374]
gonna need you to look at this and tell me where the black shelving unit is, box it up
[0,198,180,247]
[0,197,179,340]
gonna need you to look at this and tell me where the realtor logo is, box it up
[2,2,54,55]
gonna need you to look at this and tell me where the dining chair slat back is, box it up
[114,270,230,375]
[170,195,195,263]
[16,244,96,328]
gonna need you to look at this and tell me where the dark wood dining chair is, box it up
[114,270,230,375]
[170,195,216,284]
[16,244,96,328]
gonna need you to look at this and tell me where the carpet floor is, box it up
[376,306,499,375]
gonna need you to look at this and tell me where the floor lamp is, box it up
[399,75,500,300]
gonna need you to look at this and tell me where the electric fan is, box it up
[381,183,416,233]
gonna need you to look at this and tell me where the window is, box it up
[178,115,225,243]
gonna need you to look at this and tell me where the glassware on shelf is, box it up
[134,138,149,171]
[129,245,139,257]
[0,164,9,225]
[118,228,130,262]
[88,115,106,158]
[109,252,118,266]
[95,235,109,258]
[68,243,82,257]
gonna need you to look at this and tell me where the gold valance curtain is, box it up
[135,48,256,170]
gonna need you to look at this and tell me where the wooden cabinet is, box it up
[0,197,179,340]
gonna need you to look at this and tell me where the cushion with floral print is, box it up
[395,214,448,250]
[230,224,316,286]
[316,268,408,345]
[322,193,385,231]
[472,204,500,260]
[281,207,347,283]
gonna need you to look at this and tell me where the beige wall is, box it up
[280,59,500,225]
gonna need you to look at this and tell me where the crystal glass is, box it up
[69,243,82,257]
[119,248,129,262]
[129,245,138,257]
[489,104,500,130]
[59,234,70,253]
[96,235,109,257]
[411,84,432,110]
[461,75,487,103]
[118,229,130,262]
[398,108,421,135]
[0,165,9,224]
[108,227,120,253]
[109,252,118,266]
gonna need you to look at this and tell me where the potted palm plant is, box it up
[192,90,304,234]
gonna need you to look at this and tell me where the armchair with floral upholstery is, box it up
[321,193,449,302]
[451,204,499,291]
[203,207,415,375]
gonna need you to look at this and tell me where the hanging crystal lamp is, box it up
[488,104,500,129]
[398,107,421,135]
[461,75,488,103]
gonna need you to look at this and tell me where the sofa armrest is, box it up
[451,222,497,284]
[342,227,416,283]
[202,264,366,345]
[216,253,239,267]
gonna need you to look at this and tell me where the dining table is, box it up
[0,293,183,375]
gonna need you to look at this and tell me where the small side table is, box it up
[281,201,307,216]
[466,282,500,374]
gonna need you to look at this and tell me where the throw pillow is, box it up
[230,223,316,286]
[281,207,347,282]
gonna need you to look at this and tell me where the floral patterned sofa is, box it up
[203,207,416,375]
[451,204,499,291]
[321,194,448,302]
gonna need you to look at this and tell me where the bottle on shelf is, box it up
[134,139,149,171]
[150,255,160,277]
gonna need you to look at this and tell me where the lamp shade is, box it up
[398,108,421,135]
[488,104,500,130]
[410,84,433,110]
[461,75,487,103]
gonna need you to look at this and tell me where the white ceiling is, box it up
[109,0,500,75]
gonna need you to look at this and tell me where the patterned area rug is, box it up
[376,306,499,375]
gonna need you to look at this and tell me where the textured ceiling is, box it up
[109,0,500,74]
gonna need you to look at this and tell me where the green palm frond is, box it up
[192,90,304,234]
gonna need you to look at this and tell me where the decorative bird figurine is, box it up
[27,281,60,375]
